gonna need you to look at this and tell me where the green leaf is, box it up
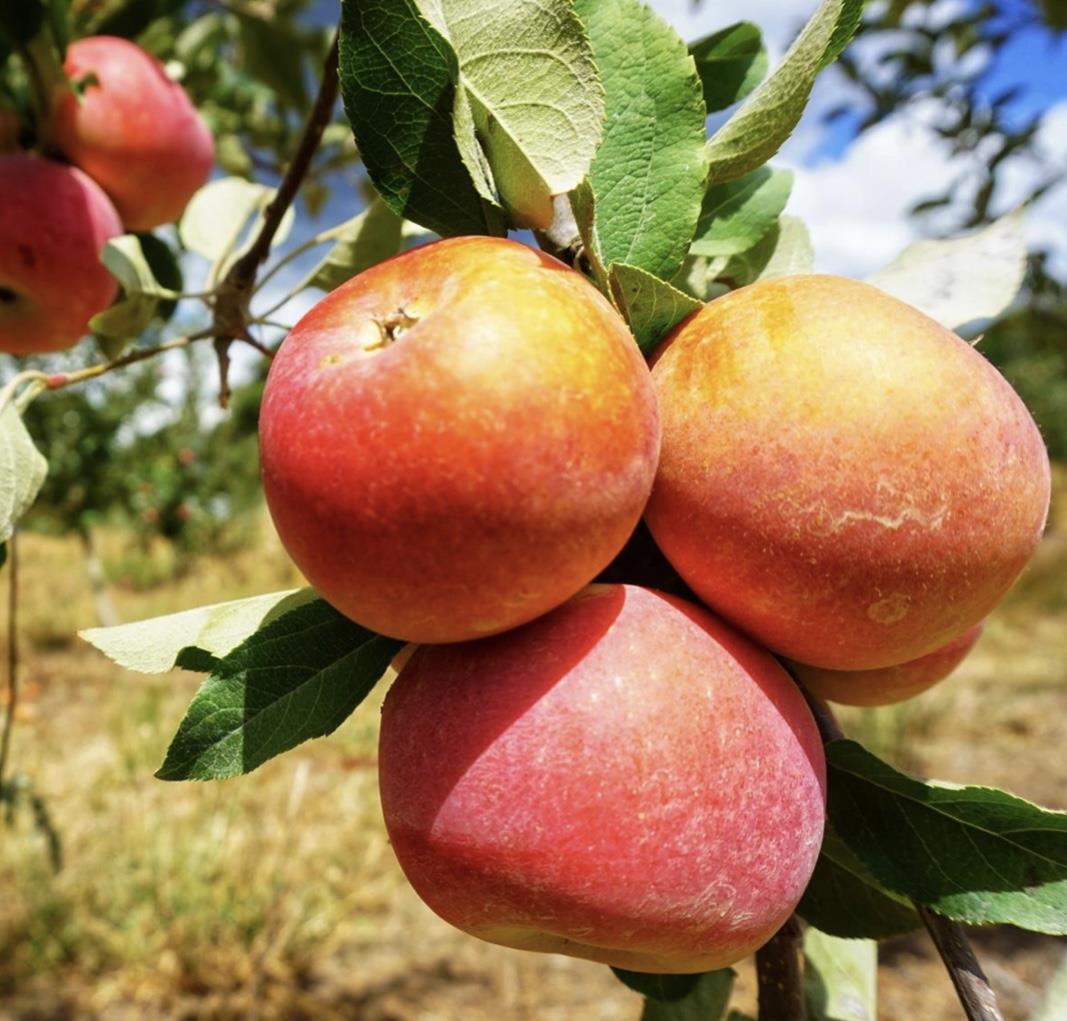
[866,211,1026,334]
[638,969,735,1021]
[136,232,183,322]
[609,263,701,354]
[81,588,317,675]
[611,969,705,1002]
[803,929,877,1021]
[798,826,920,939]
[576,0,707,280]
[719,215,814,287]
[706,0,863,184]
[827,740,1067,934]
[0,403,47,543]
[690,167,793,257]
[430,0,605,230]
[235,13,307,109]
[338,0,503,237]
[156,600,402,781]
[689,22,767,113]
[305,197,404,293]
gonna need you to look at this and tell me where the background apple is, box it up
[792,623,984,706]
[646,275,1050,671]
[260,236,660,644]
[379,583,827,973]
[0,153,121,355]
[50,36,214,230]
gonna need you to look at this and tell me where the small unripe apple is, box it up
[0,153,121,354]
[51,36,214,230]
[260,237,660,644]
[646,275,1050,671]
[791,623,983,706]
[379,584,826,973]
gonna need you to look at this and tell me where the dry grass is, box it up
[0,494,1065,1021]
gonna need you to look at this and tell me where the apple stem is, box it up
[756,915,805,1021]
[790,671,1005,1021]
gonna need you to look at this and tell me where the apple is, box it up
[791,623,983,707]
[378,583,827,973]
[50,36,214,230]
[646,274,1050,671]
[0,153,121,355]
[260,236,660,644]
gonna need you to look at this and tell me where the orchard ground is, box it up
[0,471,1065,1021]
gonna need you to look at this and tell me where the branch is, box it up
[789,669,1005,1021]
[918,907,1005,1021]
[222,35,340,295]
[756,915,805,1021]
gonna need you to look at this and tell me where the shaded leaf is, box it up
[804,929,877,1021]
[639,969,734,1021]
[611,969,704,1002]
[0,403,47,543]
[689,22,767,113]
[576,0,707,280]
[798,826,920,939]
[827,740,1067,934]
[690,167,793,257]
[609,263,701,354]
[706,0,863,183]
[81,588,317,674]
[718,215,814,287]
[180,177,269,264]
[156,600,402,781]
[867,211,1026,334]
[339,0,502,237]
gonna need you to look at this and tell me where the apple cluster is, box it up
[259,236,1050,973]
[0,36,213,355]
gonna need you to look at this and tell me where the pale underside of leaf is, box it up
[609,263,701,354]
[0,403,48,544]
[867,211,1027,333]
[81,588,317,674]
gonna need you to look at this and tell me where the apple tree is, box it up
[1,1,1065,1019]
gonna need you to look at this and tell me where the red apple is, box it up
[792,623,984,707]
[51,36,214,230]
[379,584,827,973]
[260,236,660,644]
[0,153,121,355]
[646,275,1050,671]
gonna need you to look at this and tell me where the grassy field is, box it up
[1,485,1065,1021]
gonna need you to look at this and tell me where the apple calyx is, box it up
[366,307,420,352]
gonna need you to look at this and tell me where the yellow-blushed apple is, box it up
[646,275,1050,671]
[0,153,121,355]
[51,36,214,230]
[260,237,661,644]
[792,623,984,706]
[378,584,827,973]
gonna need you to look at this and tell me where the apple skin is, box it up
[791,623,983,707]
[0,154,121,355]
[260,236,660,644]
[646,274,1050,671]
[51,36,214,230]
[379,583,827,973]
